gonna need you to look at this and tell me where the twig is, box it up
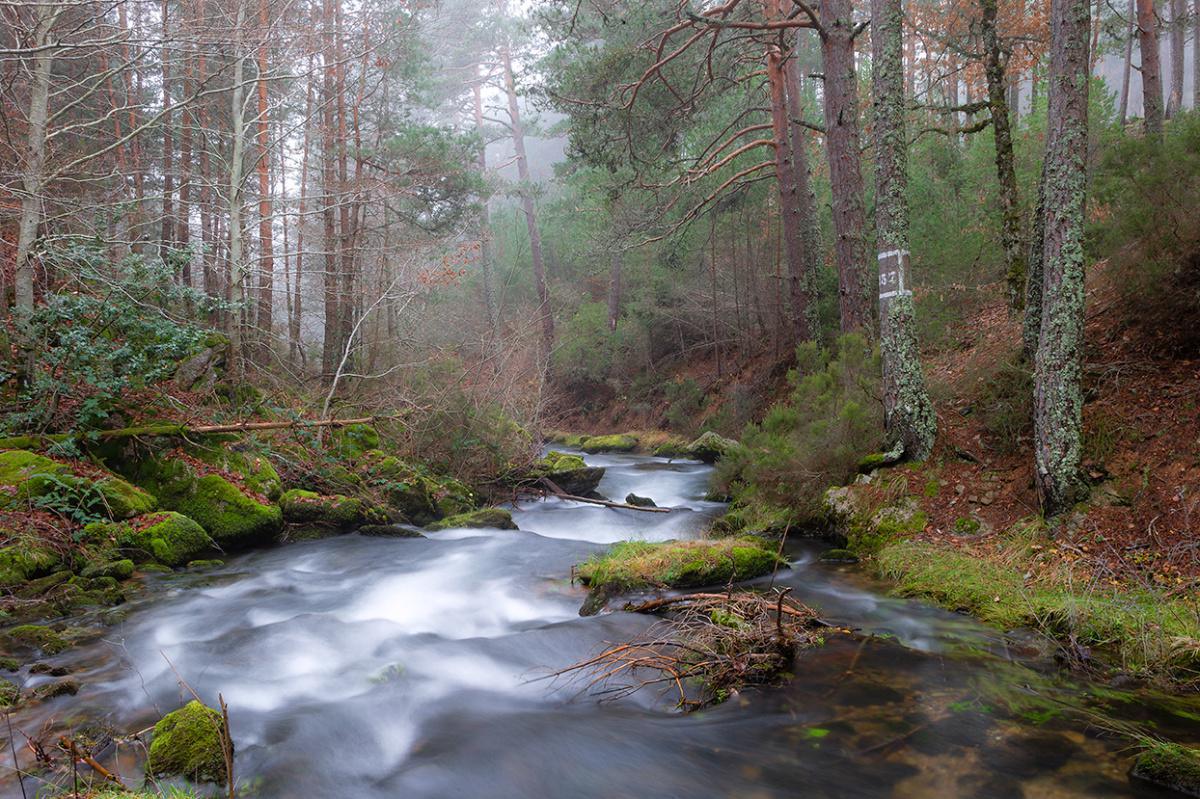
[57,736,125,789]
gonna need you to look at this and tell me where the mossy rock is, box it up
[0,657,19,672]
[537,451,587,472]
[576,538,783,594]
[280,489,388,528]
[30,680,79,700]
[0,677,18,707]
[545,431,587,448]
[6,624,69,655]
[685,431,739,464]
[0,450,154,520]
[426,508,517,531]
[820,548,859,563]
[1131,742,1200,796]
[652,438,691,458]
[846,500,929,555]
[580,434,639,454]
[147,700,229,785]
[0,540,63,586]
[186,559,224,569]
[331,423,381,459]
[625,493,657,508]
[128,454,281,551]
[531,451,605,496]
[79,559,134,581]
[86,512,214,567]
[363,455,473,524]
[188,441,282,501]
[358,524,425,538]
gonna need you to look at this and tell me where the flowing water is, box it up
[4,450,1198,798]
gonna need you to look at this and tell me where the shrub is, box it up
[716,334,882,522]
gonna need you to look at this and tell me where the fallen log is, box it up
[539,477,671,513]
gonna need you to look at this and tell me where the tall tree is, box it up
[819,0,872,334]
[472,78,500,343]
[1118,0,1135,124]
[1032,0,1090,515]
[785,40,823,340]
[871,0,937,459]
[254,0,275,359]
[1136,0,1163,138]
[1166,0,1185,116]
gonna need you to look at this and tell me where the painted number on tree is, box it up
[878,249,911,300]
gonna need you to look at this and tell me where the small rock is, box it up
[624,493,657,508]
[359,524,425,538]
[30,680,80,700]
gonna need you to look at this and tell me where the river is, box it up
[4,449,1197,798]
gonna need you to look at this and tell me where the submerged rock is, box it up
[1131,742,1200,797]
[6,624,70,655]
[358,524,425,538]
[30,680,79,700]
[425,508,518,531]
[147,700,229,785]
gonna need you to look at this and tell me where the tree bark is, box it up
[319,0,342,379]
[1033,0,1090,516]
[226,0,249,374]
[1137,0,1164,139]
[607,249,622,332]
[785,37,823,339]
[871,0,937,460]
[472,80,499,341]
[1166,0,1185,116]
[1119,0,1135,123]
[1194,0,1199,110]
[819,0,872,334]
[160,0,176,262]
[500,32,554,356]
[254,0,275,361]
[292,53,315,368]
[981,0,1026,313]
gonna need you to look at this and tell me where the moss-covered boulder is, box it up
[685,431,740,463]
[362,454,474,525]
[580,434,639,454]
[426,508,517,531]
[532,451,605,496]
[331,423,381,459]
[79,559,135,580]
[652,438,692,458]
[625,493,657,508]
[576,538,783,595]
[105,512,213,567]
[280,489,388,528]
[128,455,281,551]
[0,677,18,708]
[147,700,229,785]
[0,538,63,586]
[1131,742,1200,796]
[359,524,425,538]
[0,450,155,520]
[6,624,70,655]
[545,430,587,448]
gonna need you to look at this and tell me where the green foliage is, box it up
[664,378,704,433]
[974,356,1034,454]
[1090,111,1200,355]
[3,247,218,434]
[716,335,883,521]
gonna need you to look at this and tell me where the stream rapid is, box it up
[4,450,1198,798]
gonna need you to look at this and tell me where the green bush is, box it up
[716,335,882,523]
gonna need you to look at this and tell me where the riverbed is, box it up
[3,449,1196,797]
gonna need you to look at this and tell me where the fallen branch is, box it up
[539,477,671,513]
[57,736,124,788]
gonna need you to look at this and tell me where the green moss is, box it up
[545,431,587,448]
[580,434,639,453]
[953,516,982,535]
[820,548,859,562]
[94,476,157,519]
[624,493,657,508]
[147,700,229,785]
[87,512,214,567]
[685,431,740,463]
[0,677,18,707]
[0,540,62,585]
[845,502,928,554]
[1131,741,1200,796]
[6,624,70,655]
[0,450,68,506]
[79,559,134,580]
[576,538,783,592]
[186,559,224,569]
[0,657,19,672]
[0,450,153,520]
[537,451,587,472]
[710,502,801,538]
[332,423,381,458]
[280,489,388,527]
[30,679,79,700]
[651,438,691,458]
[426,508,517,531]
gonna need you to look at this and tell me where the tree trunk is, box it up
[334,0,355,370]
[785,29,823,341]
[254,0,274,361]
[767,43,813,342]
[871,0,937,460]
[1166,0,1185,116]
[1033,0,1090,516]
[160,0,175,262]
[319,0,341,379]
[226,0,249,374]
[1137,0,1164,138]
[607,249,622,332]
[14,4,59,328]
[981,0,1026,313]
[177,0,194,286]
[472,80,499,341]
[1119,0,1135,123]
[292,53,315,368]
[819,0,872,334]
[1195,0,1200,110]
[500,35,554,356]
[195,0,215,300]
[118,0,146,253]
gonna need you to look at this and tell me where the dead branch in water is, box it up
[549,588,829,710]
[538,477,671,513]
[57,736,125,789]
